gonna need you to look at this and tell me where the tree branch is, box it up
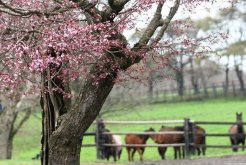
[137,1,165,46]
[108,0,130,13]
[0,0,78,17]
[12,108,32,137]
[150,0,180,46]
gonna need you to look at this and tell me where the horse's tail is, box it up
[201,131,206,155]
[118,148,122,160]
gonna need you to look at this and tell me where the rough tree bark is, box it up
[40,0,181,165]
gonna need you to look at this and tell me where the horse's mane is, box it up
[136,129,153,141]
[174,126,184,131]
[137,134,149,141]
[237,122,244,133]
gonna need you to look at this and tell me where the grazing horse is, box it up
[150,126,185,160]
[102,132,123,161]
[194,126,206,156]
[125,128,154,161]
[229,112,245,152]
[96,121,122,162]
[112,135,122,160]
[100,129,118,161]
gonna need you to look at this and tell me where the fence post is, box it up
[96,118,105,160]
[95,118,100,159]
[191,122,196,155]
[184,118,191,159]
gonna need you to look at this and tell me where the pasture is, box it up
[1,97,246,165]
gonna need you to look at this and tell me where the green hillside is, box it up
[1,97,246,165]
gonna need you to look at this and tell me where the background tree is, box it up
[227,40,246,95]
[196,3,246,96]
[164,18,203,97]
[0,92,39,159]
[0,0,237,165]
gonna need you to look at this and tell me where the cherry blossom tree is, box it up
[0,0,236,164]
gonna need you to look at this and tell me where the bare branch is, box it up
[12,108,32,137]
[151,0,180,46]
[137,2,165,46]
[0,0,78,17]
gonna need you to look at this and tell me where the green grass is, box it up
[1,97,246,164]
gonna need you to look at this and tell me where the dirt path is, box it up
[81,155,246,165]
[129,155,246,165]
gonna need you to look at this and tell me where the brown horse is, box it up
[229,112,245,152]
[125,128,154,161]
[194,126,206,156]
[150,126,184,160]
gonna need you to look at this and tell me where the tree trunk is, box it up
[198,63,208,97]
[176,69,184,96]
[176,54,184,97]
[148,73,154,102]
[235,65,245,95]
[224,66,229,96]
[190,58,199,95]
[41,48,117,165]
[47,75,115,165]
[175,54,190,97]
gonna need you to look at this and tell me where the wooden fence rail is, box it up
[146,80,246,103]
[82,119,246,160]
[103,143,186,147]
[96,120,185,124]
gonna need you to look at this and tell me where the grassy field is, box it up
[1,97,246,164]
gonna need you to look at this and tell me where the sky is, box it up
[123,0,246,69]
[124,1,234,42]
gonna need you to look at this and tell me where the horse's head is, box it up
[147,127,155,132]
[236,112,243,122]
[145,127,155,141]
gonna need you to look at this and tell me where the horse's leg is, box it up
[106,152,109,161]
[126,147,131,161]
[173,147,178,159]
[173,147,177,159]
[201,138,206,156]
[197,147,201,156]
[230,138,238,152]
[158,147,165,160]
[178,147,181,159]
[131,148,137,161]
[141,147,145,155]
[182,146,185,159]
[118,149,122,160]
[113,149,117,161]
[242,138,245,151]
[202,146,206,156]
[137,147,143,161]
